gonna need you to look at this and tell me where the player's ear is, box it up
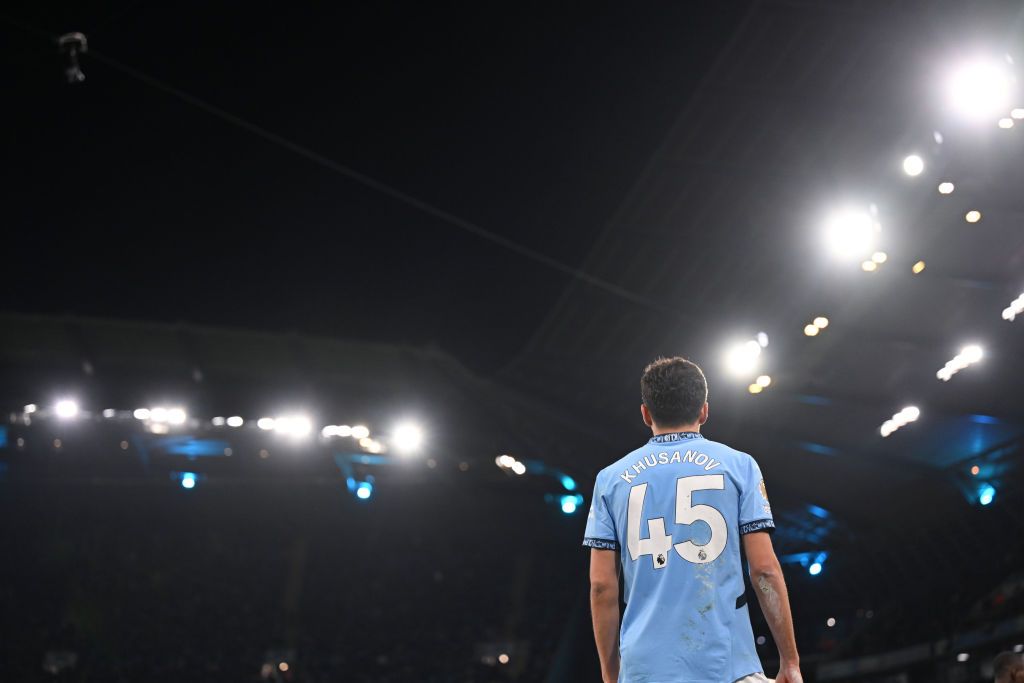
[640,403,654,427]
[698,402,709,425]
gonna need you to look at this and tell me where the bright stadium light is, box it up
[560,494,579,515]
[257,417,276,431]
[1013,108,1024,119]
[824,208,877,260]
[724,339,761,377]
[826,617,836,628]
[804,324,820,337]
[180,472,197,490]
[133,408,151,420]
[1001,292,1024,321]
[496,454,516,469]
[226,416,244,427]
[912,260,926,274]
[937,345,983,381]
[956,652,970,663]
[274,415,312,438]
[902,154,924,176]
[511,461,527,476]
[978,484,996,506]
[54,399,79,420]
[351,425,370,440]
[946,59,1015,122]
[392,422,424,454]
[24,403,37,414]
[756,375,772,388]
[965,210,981,223]
[813,316,829,329]
[560,475,577,491]
[998,117,1014,129]
[938,181,955,194]
[167,408,187,425]
[808,562,822,576]
[355,481,373,500]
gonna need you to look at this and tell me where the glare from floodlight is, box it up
[560,495,579,514]
[257,417,276,431]
[946,59,1014,122]
[756,332,769,348]
[102,408,116,418]
[871,252,887,264]
[212,416,226,426]
[24,404,37,414]
[901,406,921,422]
[961,345,983,363]
[351,425,370,440]
[498,654,510,665]
[336,425,352,437]
[497,454,516,469]
[902,154,924,176]
[813,316,829,329]
[998,117,1014,129]
[824,208,877,260]
[724,339,761,377]
[756,375,772,387]
[167,408,186,425]
[133,408,151,420]
[956,652,970,663]
[1002,292,1024,321]
[511,461,527,475]
[392,422,424,454]
[933,130,944,144]
[809,562,822,576]
[748,384,763,395]
[274,415,312,438]
[150,407,168,423]
[937,182,955,195]
[321,426,337,438]
[827,617,836,628]
[804,324,819,337]
[561,475,577,491]
[226,416,244,427]
[862,260,877,272]
[965,210,981,223]
[937,345,983,381]
[1012,108,1024,119]
[912,260,926,274]
[355,482,373,500]
[180,473,197,490]
[55,399,79,420]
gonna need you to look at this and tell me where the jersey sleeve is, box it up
[582,475,619,550]
[738,455,775,535]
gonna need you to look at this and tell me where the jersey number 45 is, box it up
[627,474,727,568]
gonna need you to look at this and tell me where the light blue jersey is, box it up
[583,431,775,683]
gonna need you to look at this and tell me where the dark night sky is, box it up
[2,2,750,371]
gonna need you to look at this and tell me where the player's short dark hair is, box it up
[994,652,1024,682]
[640,357,708,427]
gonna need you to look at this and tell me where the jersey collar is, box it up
[648,431,703,444]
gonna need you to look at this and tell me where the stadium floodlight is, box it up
[756,375,772,388]
[724,339,762,378]
[937,345,983,381]
[1013,108,1024,120]
[803,324,819,337]
[560,494,579,515]
[998,117,1015,129]
[978,484,995,506]
[871,252,887,264]
[133,408,151,420]
[150,407,168,422]
[956,653,970,663]
[54,399,79,420]
[881,406,920,437]
[102,409,116,418]
[180,472,197,490]
[498,654,510,665]
[824,208,877,260]
[1001,292,1024,321]
[274,415,312,438]
[945,59,1015,122]
[511,461,527,476]
[351,425,370,440]
[965,210,981,223]
[257,417,276,431]
[756,331,769,348]
[24,404,37,414]
[560,475,577,491]
[912,260,926,274]
[355,481,373,500]
[938,181,955,195]
[808,562,822,576]
[166,408,187,425]
[321,425,337,438]
[226,416,244,428]
[813,316,829,329]
[391,422,424,454]
[826,617,836,628]
[496,454,516,469]
[902,154,924,176]
[212,416,226,426]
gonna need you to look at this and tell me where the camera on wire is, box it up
[58,32,88,84]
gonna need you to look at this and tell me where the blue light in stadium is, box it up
[808,562,822,576]
[560,475,576,491]
[180,472,197,490]
[356,482,373,500]
[978,484,996,506]
[560,495,578,514]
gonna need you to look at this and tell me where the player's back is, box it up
[584,432,773,682]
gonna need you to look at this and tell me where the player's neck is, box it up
[650,423,701,436]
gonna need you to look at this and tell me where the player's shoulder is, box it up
[595,445,650,486]
[699,437,757,464]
